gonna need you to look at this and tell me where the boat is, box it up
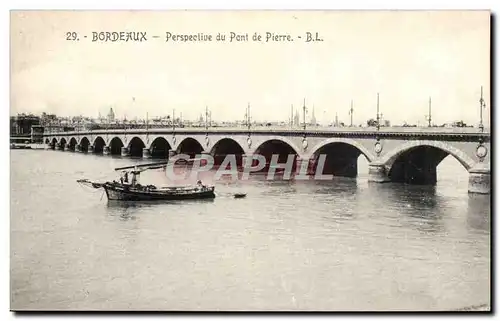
[77,161,216,201]
[88,181,215,201]
[10,143,32,150]
[233,193,247,199]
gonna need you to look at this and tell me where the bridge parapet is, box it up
[43,126,490,137]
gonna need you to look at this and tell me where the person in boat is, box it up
[130,169,140,187]
[197,180,207,189]
[119,171,128,185]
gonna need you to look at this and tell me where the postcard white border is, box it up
[3,0,497,320]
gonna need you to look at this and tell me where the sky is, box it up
[10,10,490,126]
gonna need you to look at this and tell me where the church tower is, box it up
[107,107,115,122]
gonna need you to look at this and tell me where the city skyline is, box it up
[11,11,490,125]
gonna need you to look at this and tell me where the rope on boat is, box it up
[76,179,105,194]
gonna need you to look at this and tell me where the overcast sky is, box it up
[10,10,490,126]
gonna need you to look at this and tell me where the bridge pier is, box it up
[199,151,211,166]
[468,164,490,194]
[168,150,177,159]
[239,154,249,167]
[292,157,316,175]
[56,143,63,151]
[142,148,151,159]
[75,144,82,152]
[121,147,130,157]
[293,157,307,175]
[103,146,110,155]
[88,145,94,153]
[306,156,319,176]
[368,163,390,183]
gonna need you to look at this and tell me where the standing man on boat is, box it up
[130,166,139,187]
[120,171,128,184]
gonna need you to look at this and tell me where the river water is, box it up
[10,150,490,311]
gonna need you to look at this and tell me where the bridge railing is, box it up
[43,125,490,137]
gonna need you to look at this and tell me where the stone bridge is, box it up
[43,127,491,194]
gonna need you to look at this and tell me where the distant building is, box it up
[294,109,300,126]
[107,108,115,122]
[10,114,40,136]
[30,125,44,143]
[40,112,57,126]
[43,123,73,134]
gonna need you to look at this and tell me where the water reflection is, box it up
[373,183,445,234]
[105,201,139,221]
[106,198,215,209]
[467,194,491,233]
[105,198,215,222]
[310,177,359,196]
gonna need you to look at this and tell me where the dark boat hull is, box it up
[103,184,216,201]
[10,144,32,149]
[233,193,247,198]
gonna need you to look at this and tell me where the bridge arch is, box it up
[45,138,50,144]
[109,137,124,155]
[210,138,245,166]
[148,136,172,158]
[249,136,301,157]
[93,136,106,154]
[380,140,476,185]
[127,136,146,157]
[60,137,67,148]
[79,137,91,153]
[49,137,57,150]
[380,140,476,170]
[68,137,78,151]
[176,137,205,158]
[251,137,301,173]
[306,138,376,178]
[308,138,375,162]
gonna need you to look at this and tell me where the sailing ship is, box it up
[77,161,216,201]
